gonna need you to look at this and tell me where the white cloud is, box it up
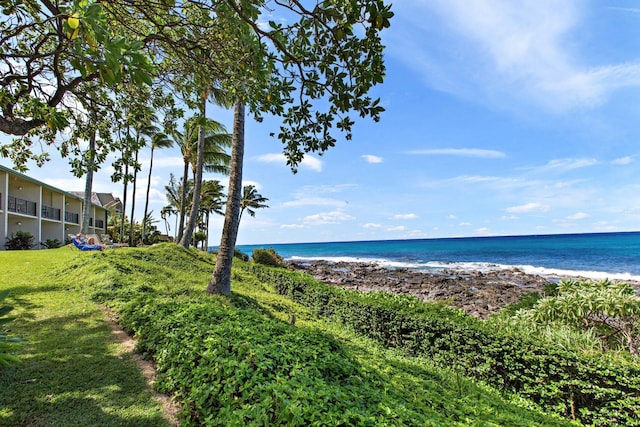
[408,148,506,158]
[500,215,519,220]
[303,210,355,225]
[242,180,262,190]
[393,213,419,220]
[362,154,383,163]
[362,223,382,228]
[534,158,599,173]
[148,156,184,168]
[391,0,640,113]
[256,153,323,172]
[612,156,633,165]
[283,197,345,208]
[505,202,550,213]
[281,224,305,229]
[386,225,407,232]
[459,222,472,226]
[475,227,491,235]
[567,212,590,220]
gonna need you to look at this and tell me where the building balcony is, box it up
[8,195,37,216]
[42,205,61,221]
[65,211,79,224]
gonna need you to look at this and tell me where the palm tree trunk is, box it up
[208,99,244,294]
[176,160,189,243]
[121,157,128,243]
[179,95,207,248]
[142,146,155,243]
[129,147,139,246]
[81,131,96,235]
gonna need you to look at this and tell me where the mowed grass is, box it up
[0,248,173,427]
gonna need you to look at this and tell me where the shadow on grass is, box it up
[0,310,172,427]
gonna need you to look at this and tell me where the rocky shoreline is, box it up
[288,259,624,319]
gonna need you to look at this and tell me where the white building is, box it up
[0,165,116,249]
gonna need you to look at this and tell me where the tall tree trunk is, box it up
[128,148,139,246]
[81,131,96,235]
[176,160,189,243]
[142,145,155,243]
[179,96,207,248]
[120,144,129,243]
[205,211,210,252]
[208,100,244,294]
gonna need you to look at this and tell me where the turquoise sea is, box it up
[236,231,640,282]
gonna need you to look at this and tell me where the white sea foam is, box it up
[288,256,640,282]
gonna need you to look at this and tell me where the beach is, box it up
[288,259,640,319]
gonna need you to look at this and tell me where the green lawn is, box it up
[0,248,173,427]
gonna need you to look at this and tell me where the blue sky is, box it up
[2,0,640,245]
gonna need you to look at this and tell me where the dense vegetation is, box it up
[57,244,575,426]
[247,264,640,426]
[4,245,639,425]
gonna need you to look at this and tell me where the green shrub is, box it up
[0,290,24,368]
[521,279,640,355]
[233,248,249,261]
[242,264,640,427]
[43,238,62,249]
[5,230,34,250]
[252,247,285,267]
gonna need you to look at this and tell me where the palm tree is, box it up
[142,131,173,243]
[199,179,226,250]
[173,115,232,245]
[164,173,192,238]
[128,111,159,246]
[238,184,269,228]
[160,205,175,237]
[208,99,245,294]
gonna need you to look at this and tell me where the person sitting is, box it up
[71,234,104,251]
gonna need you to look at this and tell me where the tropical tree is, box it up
[128,111,159,246]
[171,117,231,244]
[238,185,269,228]
[208,1,392,294]
[0,1,152,168]
[199,179,226,250]
[142,131,173,242]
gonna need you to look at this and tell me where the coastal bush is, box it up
[252,247,285,267]
[517,279,640,356]
[68,245,572,426]
[242,264,640,426]
[4,231,34,250]
[42,238,62,249]
[0,290,24,368]
[234,248,249,261]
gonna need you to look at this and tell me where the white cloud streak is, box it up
[392,213,419,220]
[362,154,384,163]
[303,210,355,225]
[391,0,640,113]
[505,202,550,213]
[256,153,323,172]
[408,148,506,158]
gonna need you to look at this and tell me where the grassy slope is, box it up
[59,244,575,426]
[0,248,172,427]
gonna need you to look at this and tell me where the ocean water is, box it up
[236,231,640,282]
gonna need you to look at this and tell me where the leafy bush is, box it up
[234,248,249,261]
[519,279,640,356]
[252,247,285,267]
[42,238,62,249]
[0,290,24,368]
[71,246,571,426]
[243,264,640,427]
[5,230,34,250]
